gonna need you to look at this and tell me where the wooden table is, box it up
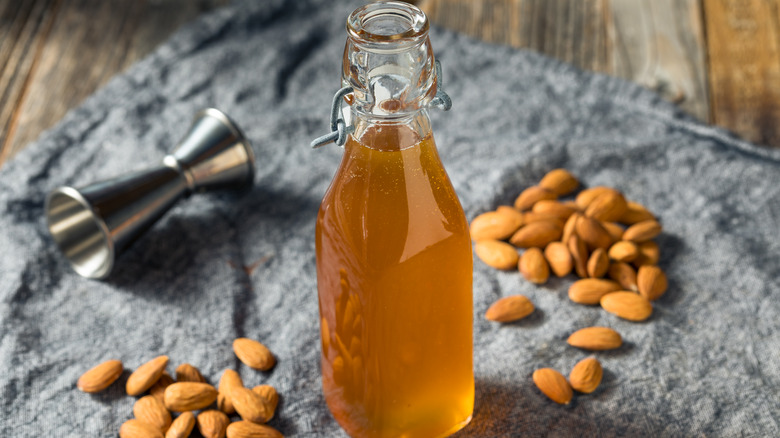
[1,0,778,168]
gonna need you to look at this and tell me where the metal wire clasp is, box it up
[310,60,452,149]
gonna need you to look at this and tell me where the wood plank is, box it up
[606,0,710,122]
[0,0,226,167]
[704,0,780,147]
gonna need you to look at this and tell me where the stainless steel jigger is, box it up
[45,108,255,279]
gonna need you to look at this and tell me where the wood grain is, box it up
[704,0,780,146]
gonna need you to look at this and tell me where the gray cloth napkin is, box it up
[1,0,779,436]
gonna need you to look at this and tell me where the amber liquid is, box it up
[316,121,474,438]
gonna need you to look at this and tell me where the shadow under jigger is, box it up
[45,108,255,279]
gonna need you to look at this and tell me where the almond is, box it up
[164,382,218,412]
[514,186,557,211]
[575,186,612,210]
[567,327,622,350]
[568,278,621,305]
[569,357,603,394]
[522,212,565,228]
[634,241,660,266]
[607,262,638,291]
[474,240,519,270]
[469,211,523,241]
[233,338,276,371]
[251,385,279,421]
[120,419,164,438]
[544,241,572,277]
[484,295,535,323]
[496,205,525,224]
[576,216,613,250]
[585,190,627,222]
[519,248,549,284]
[567,235,589,278]
[77,359,123,393]
[226,421,284,438]
[623,220,662,242]
[231,387,273,424]
[509,221,562,248]
[165,412,195,438]
[539,169,579,195]
[532,200,577,221]
[637,265,668,301]
[561,212,581,245]
[620,201,655,225]
[133,395,172,433]
[608,240,638,262]
[602,222,624,242]
[127,355,169,396]
[175,363,206,383]
[600,291,653,321]
[532,368,573,404]
[197,410,230,438]
[586,248,609,278]
[150,372,174,403]
[217,369,243,415]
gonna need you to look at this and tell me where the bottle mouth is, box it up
[347,1,429,45]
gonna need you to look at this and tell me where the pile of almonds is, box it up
[77,338,282,438]
[475,169,669,404]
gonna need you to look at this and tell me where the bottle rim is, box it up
[346,1,429,46]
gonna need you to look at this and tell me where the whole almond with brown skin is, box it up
[576,216,613,250]
[474,240,519,270]
[469,211,523,241]
[585,190,627,222]
[637,265,668,301]
[575,186,612,210]
[127,355,169,396]
[175,363,205,383]
[496,205,524,223]
[567,235,589,278]
[532,368,573,404]
[620,201,655,225]
[252,385,279,421]
[608,240,638,262]
[120,419,164,438]
[608,262,638,291]
[150,372,174,403]
[231,387,273,424]
[539,169,579,195]
[514,186,557,211]
[226,421,284,438]
[567,327,622,350]
[601,291,653,321]
[522,212,565,229]
[509,221,562,248]
[165,412,195,438]
[634,241,660,266]
[544,241,572,277]
[197,410,230,438]
[562,212,581,245]
[77,359,123,393]
[134,395,172,433]
[532,200,577,221]
[586,248,609,278]
[233,338,276,371]
[217,369,243,415]
[602,222,624,242]
[623,220,662,242]
[485,295,534,323]
[519,247,549,284]
[569,357,603,394]
[568,278,621,305]
[164,382,218,412]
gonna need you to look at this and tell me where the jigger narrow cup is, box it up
[45,108,255,279]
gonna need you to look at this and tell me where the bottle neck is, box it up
[349,108,432,152]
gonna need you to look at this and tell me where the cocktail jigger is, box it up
[45,108,255,279]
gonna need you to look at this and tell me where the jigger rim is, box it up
[196,107,256,186]
[45,186,115,279]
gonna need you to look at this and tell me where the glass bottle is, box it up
[314,2,473,437]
